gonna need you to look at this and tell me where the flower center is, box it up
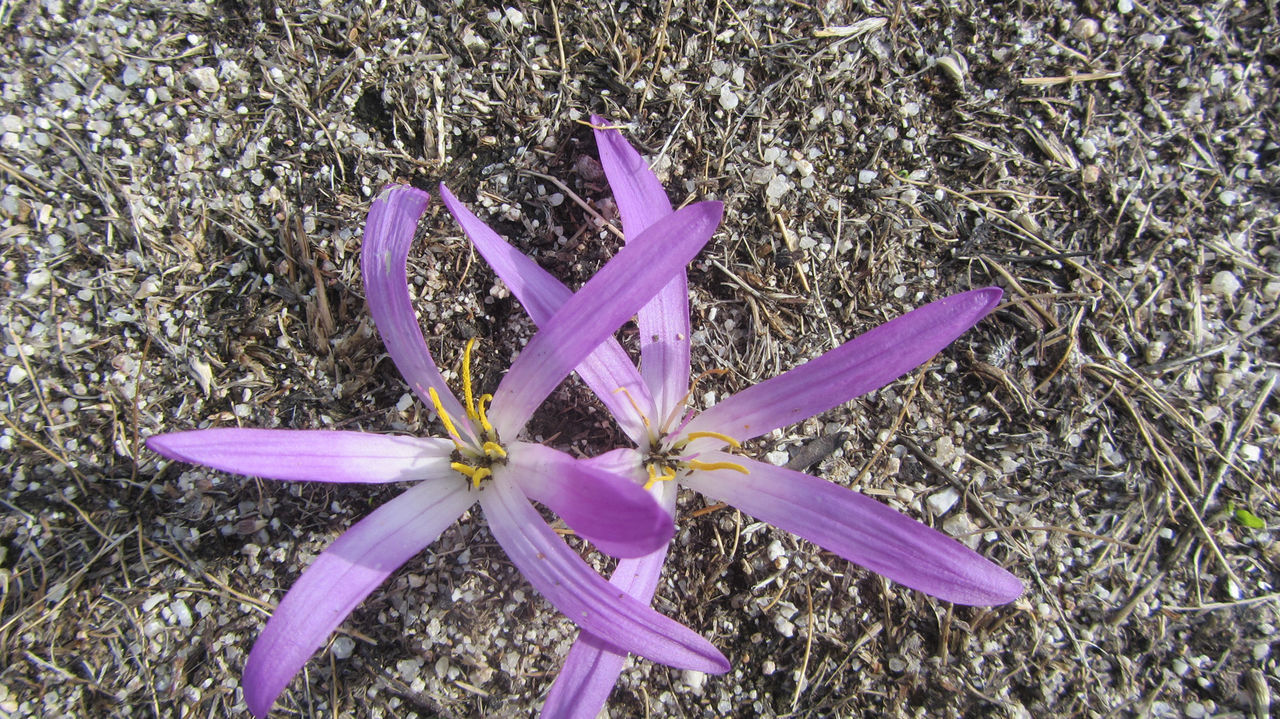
[641,429,750,488]
[617,369,751,489]
[429,338,507,489]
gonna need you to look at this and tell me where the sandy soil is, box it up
[1,0,1277,716]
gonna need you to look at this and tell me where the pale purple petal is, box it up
[147,429,455,484]
[489,201,724,439]
[592,116,690,416]
[683,452,1024,605]
[479,478,727,673]
[541,481,677,719]
[578,446,646,479]
[438,184,654,443]
[689,288,1002,442]
[243,479,476,717]
[504,442,673,558]
[362,186,472,433]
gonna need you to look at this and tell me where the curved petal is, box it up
[592,116,690,416]
[439,184,654,444]
[147,429,455,484]
[504,442,673,558]
[243,479,476,717]
[578,446,646,480]
[479,478,727,673]
[541,481,678,719]
[362,186,472,434]
[689,288,1002,442]
[683,452,1023,605]
[489,201,724,439]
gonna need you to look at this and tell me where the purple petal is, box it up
[505,442,673,558]
[689,288,1002,442]
[362,186,472,433]
[438,184,654,443]
[242,479,476,717]
[683,452,1024,605]
[592,116,691,416]
[147,429,455,483]
[479,478,728,673]
[489,201,724,439]
[541,481,677,719]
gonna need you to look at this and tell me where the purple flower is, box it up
[446,118,1024,718]
[146,185,730,717]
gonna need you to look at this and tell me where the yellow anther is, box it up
[643,463,678,490]
[462,338,478,421]
[687,459,750,475]
[482,441,507,459]
[644,464,660,490]
[613,386,652,428]
[451,461,493,489]
[682,431,741,449]
[429,387,466,447]
[476,394,495,436]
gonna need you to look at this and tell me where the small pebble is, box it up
[926,487,960,515]
[1209,270,1241,297]
[719,85,740,111]
[1070,18,1099,40]
[331,636,355,660]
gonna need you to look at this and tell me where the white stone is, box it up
[926,487,960,515]
[681,670,706,693]
[331,636,355,659]
[188,67,220,93]
[1209,270,1241,297]
[6,365,27,385]
[719,84,740,111]
[858,169,877,184]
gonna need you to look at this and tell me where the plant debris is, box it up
[1,0,1276,717]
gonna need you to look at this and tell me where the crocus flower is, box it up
[442,118,1024,717]
[147,185,731,717]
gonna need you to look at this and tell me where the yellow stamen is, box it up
[483,441,507,459]
[643,463,678,490]
[644,463,658,490]
[469,466,492,489]
[687,459,750,474]
[462,338,478,421]
[682,431,741,448]
[451,462,478,477]
[429,387,465,447]
[613,386,651,428]
[476,394,495,436]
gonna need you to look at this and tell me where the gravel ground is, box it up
[2,0,1278,717]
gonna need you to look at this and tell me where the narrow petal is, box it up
[439,184,654,443]
[683,453,1024,605]
[541,481,677,719]
[362,185,472,432]
[147,429,455,484]
[689,288,1002,442]
[242,479,476,717]
[489,201,724,439]
[480,478,728,673]
[505,442,673,558]
[592,116,691,416]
